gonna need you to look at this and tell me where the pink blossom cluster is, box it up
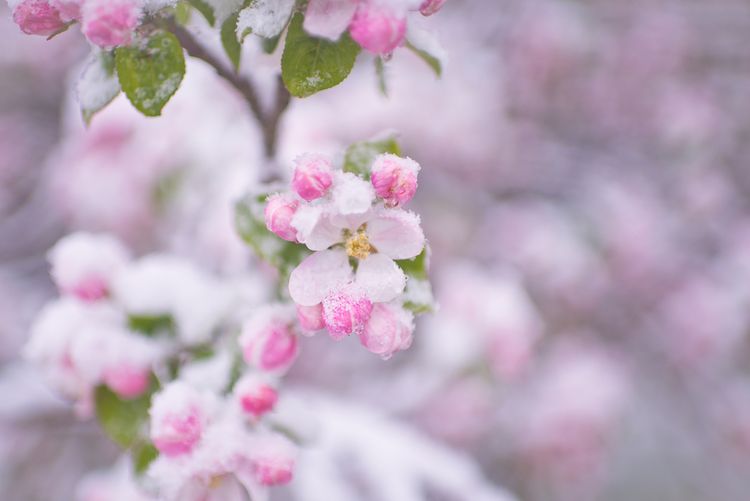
[304,0,448,54]
[264,150,427,359]
[8,0,147,48]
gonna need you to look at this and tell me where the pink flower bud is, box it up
[419,0,447,16]
[370,153,420,206]
[234,374,278,419]
[249,436,296,486]
[102,364,150,399]
[360,303,414,359]
[12,0,66,37]
[291,153,334,201]
[296,303,325,333]
[265,194,300,242]
[150,382,210,457]
[322,285,373,339]
[49,0,82,21]
[82,0,141,49]
[240,310,299,373]
[349,2,407,55]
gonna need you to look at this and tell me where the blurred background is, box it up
[3,0,750,499]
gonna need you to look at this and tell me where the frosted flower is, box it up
[321,282,373,338]
[264,194,300,242]
[233,374,278,419]
[82,0,141,49]
[291,153,334,202]
[11,0,66,36]
[49,0,82,21]
[295,303,325,333]
[418,0,447,16]
[303,0,359,40]
[349,1,407,54]
[248,434,296,486]
[359,302,414,359]
[150,381,216,457]
[370,153,420,207]
[48,232,130,302]
[239,305,299,374]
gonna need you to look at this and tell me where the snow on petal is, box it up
[367,208,425,260]
[303,0,358,40]
[288,249,352,306]
[355,253,406,302]
[332,171,375,216]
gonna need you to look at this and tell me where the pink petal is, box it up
[356,253,406,302]
[288,250,352,306]
[367,208,425,260]
[304,0,358,40]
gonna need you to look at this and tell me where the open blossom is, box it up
[11,0,67,36]
[239,306,299,374]
[150,381,215,457]
[349,1,408,54]
[82,0,141,49]
[48,232,130,302]
[359,302,414,358]
[418,0,447,16]
[264,193,300,242]
[233,374,278,419]
[370,153,420,207]
[291,153,334,202]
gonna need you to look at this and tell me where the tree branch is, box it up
[166,20,291,161]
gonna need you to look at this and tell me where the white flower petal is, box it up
[367,209,425,260]
[291,204,343,251]
[356,253,406,303]
[289,250,352,306]
[303,0,358,40]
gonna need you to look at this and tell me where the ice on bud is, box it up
[82,0,141,49]
[370,153,420,206]
[150,382,212,457]
[360,302,414,359]
[48,232,130,302]
[322,284,373,339]
[234,374,278,419]
[419,0,447,16]
[12,0,66,37]
[291,153,334,201]
[239,306,299,373]
[348,1,407,55]
[249,435,296,486]
[296,303,326,333]
[264,194,300,242]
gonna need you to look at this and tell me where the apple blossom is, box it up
[233,374,278,419]
[239,306,299,373]
[321,283,374,338]
[264,193,300,242]
[349,1,407,55]
[359,302,414,359]
[150,381,215,457]
[291,153,334,202]
[248,435,296,486]
[11,0,66,37]
[48,232,130,302]
[49,0,81,21]
[82,0,141,49]
[418,0,447,16]
[296,303,326,333]
[370,153,420,207]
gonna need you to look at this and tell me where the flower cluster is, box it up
[263,148,429,359]
[26,231,298,499]
[304,0,448,54]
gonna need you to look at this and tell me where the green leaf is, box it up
[77,50,121,125]
[175,1,192,25]
[128,315,175,337]
[94,384,153,448]
[115,30,186,117]
[397,248,434,314]
[188,0,215,26]
[261,33,282,54]
[235,192,310,280]
[395,247,428,280]
[405,40,442,78]
[343,133,402,178]
[132,441,159,475]
[281,13,361,98]
[221,11,242,71]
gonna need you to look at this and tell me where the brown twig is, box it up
[167,20,291,161]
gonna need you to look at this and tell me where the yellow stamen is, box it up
[345,230,374,259]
